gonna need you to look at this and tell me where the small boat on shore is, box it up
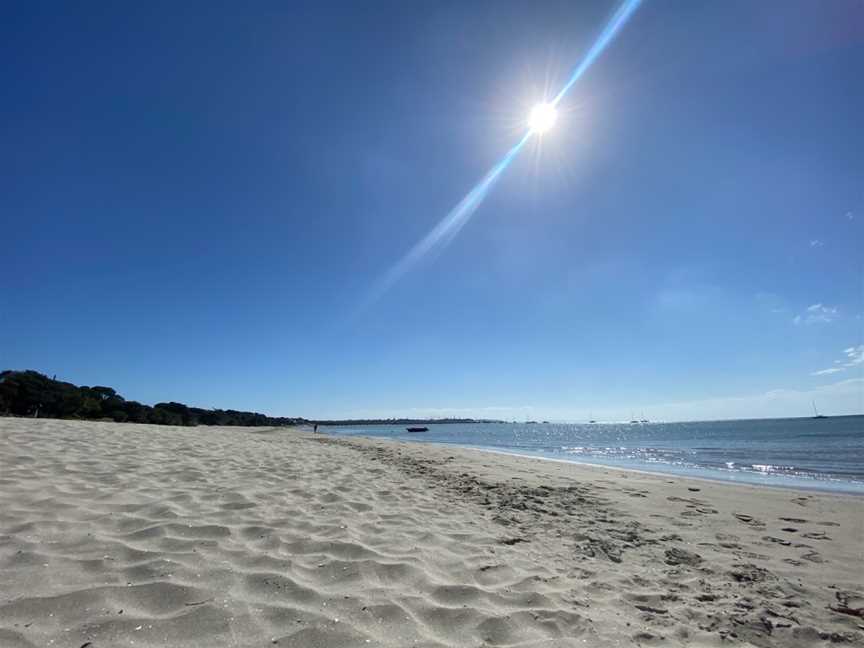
[405,426,429,432]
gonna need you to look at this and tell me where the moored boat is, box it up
[811,401,828,419]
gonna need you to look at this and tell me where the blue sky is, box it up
[3,0,862,421]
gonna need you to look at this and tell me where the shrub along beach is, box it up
[0,370,304,427]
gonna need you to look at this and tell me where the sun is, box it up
[528,102,557,134]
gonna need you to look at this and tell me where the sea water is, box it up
[324,416,864,493]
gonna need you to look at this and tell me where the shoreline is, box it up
[326,430,864,503]
[323,430,864,496]
[464,445,864,497]
[3,418,863,647]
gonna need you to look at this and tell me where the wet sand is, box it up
[1,418,862,647]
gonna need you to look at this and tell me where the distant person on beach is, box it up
[314,424,318,434]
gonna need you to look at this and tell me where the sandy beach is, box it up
[1,418,862,647]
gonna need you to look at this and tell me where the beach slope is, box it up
[1,419,861,647]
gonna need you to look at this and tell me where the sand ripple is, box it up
[1,418,862,647]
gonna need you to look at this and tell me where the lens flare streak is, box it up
[367,0,642,305]
[553,0,642,106]
[366,133,530,305]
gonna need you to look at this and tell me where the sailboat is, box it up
[640,410,649,424]
[811,401,828,420]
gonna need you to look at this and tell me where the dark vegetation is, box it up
[0,370,505,428]
[0,370,304,427]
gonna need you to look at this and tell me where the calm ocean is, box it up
[324,416,864,493]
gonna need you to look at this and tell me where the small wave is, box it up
[750,464,796,474]
[329,418,864,492]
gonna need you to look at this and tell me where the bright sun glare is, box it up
[528,102,557,134]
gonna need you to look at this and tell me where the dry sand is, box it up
[1,418,862,647]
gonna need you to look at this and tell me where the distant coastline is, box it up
[4,369,860,429]
[318,418,505,426]
[0,369,508,428]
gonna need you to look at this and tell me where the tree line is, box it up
[0,370,304,427]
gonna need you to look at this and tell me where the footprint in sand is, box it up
[715,532,742,549]
[664,547,703,566]
[761,536,791,546]
[732,513,765,528]
[667,496,717,516]
[729,563,775,583]
[830,591,864,618]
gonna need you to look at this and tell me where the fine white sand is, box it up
[1,418,862,647]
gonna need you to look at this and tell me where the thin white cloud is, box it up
[330,377,864,423]
[811,344,864,377]
[620,378,863,421]
[809,303,836,316]
[809,239,823,248]
[847,211,855,220]
[793,303,838,325]
[812,367,844,376]
[844,345,864,367]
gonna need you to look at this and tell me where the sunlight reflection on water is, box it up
[327,417,864,493]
